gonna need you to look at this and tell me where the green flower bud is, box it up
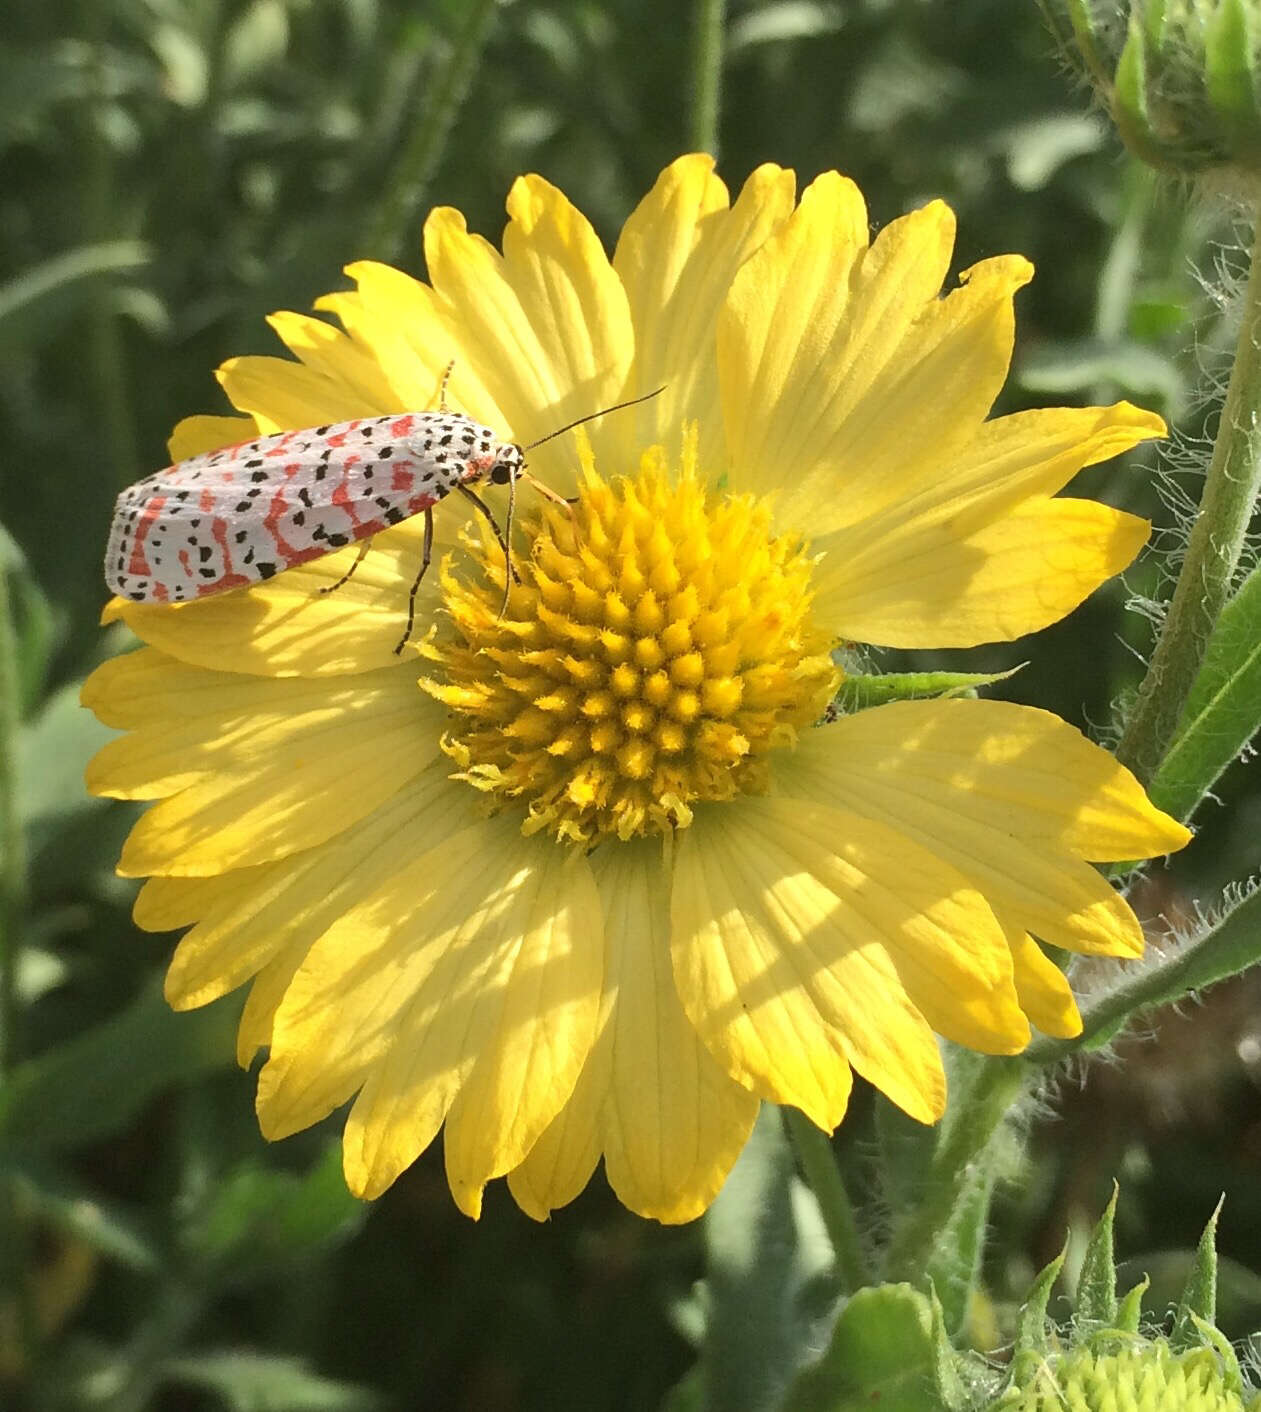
[1050,0,1261,185]
[994,1342,1254,1412]
[982,1194,1261,1412]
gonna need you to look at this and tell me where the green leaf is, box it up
[223,0,291,89]
[924,1166,993,1339]
[1149,564,1261,822]
[1004,113,1109,191]
[1012,1243,1066,1375]
[188,1145,365,1277]
[1113,16,1166,169]
[1116,1275,1149,1333]
[0,976,241,1151]
[701,1107,836,1412]
[0,527,56,715]
[727,2,845,56]
[1076,1185,1118,1325]
[1172,1199,1221,1348]
[161,1351,383,1412]
[659,1364,704,1412]
[785,1285,938,1412]
[1205,0,1261,164]
[1143,0,1168,50]
[7,1161,162,1270]
[17,677,117,857]
[928,1290,974,1412]
[834,666,1020,714]
[0,239,150,354]
[1018,338,1183,404]
[1027,883,1261,1062]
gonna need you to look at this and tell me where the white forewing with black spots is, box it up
[105,411,524,604]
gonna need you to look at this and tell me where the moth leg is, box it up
[319,538,372,595]
[456,483,522,602]
[395,507,435,655]
[499,465,519,619]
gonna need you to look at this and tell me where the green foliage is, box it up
[785,1285,940,1412]
[2,1,1259,1409]
[1149,564,1261,823]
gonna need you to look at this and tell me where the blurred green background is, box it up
[2,1,1260,1408]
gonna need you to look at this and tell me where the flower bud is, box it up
[984,1193,1261,1411]
[1053,0,1261,185]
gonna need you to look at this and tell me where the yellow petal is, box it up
[814,495,1150,648]
[1008,930,1083,1039]
[134,872,233,931]
[157,766,469,1010]
[167,415,257,462]
[439,845,603,1218]
[85,651,428,800]
[256,817,603,1208]
[778,701,1189,954]
[717,170,870,510]
[264,310,404,415]
[216,353,383,432]
[114,671,443,876]
[772,253,1032,537]
[237,945,305,1066]
[608,155,796,472]
[891,402,1164,516]
[508,838,759,1223]
[423,177,633,493]
[320,264,508,427]
[719,190,1030,536]
[670,797,1003,1127]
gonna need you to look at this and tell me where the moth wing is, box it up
[105,435,451,603]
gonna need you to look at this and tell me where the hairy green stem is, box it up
[688,0,726,156]
[882,1059,1027,1284]
[1116,214,1261,784]
[782,1109,871,1292]
[365,0,500,262]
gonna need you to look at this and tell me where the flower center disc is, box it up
[422,442,838,844]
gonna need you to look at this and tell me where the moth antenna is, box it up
[523,386,665,452]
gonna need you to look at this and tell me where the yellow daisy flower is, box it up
[83,155,1190,1223]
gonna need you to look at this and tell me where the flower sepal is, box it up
[992,1190,1260,1410]
[783,1283,993,1412]
[1053,0,1261,187]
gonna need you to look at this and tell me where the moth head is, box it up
[489,443,525,486]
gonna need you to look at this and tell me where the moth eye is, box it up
[490,464,513,485]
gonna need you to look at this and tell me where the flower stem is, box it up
[882,1058,1027,1284]
[782,1109,871,1292]
[364,0,500,262]
[0,564,23,1079]
[688,0,726,156]
[1116,212,1261,785]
